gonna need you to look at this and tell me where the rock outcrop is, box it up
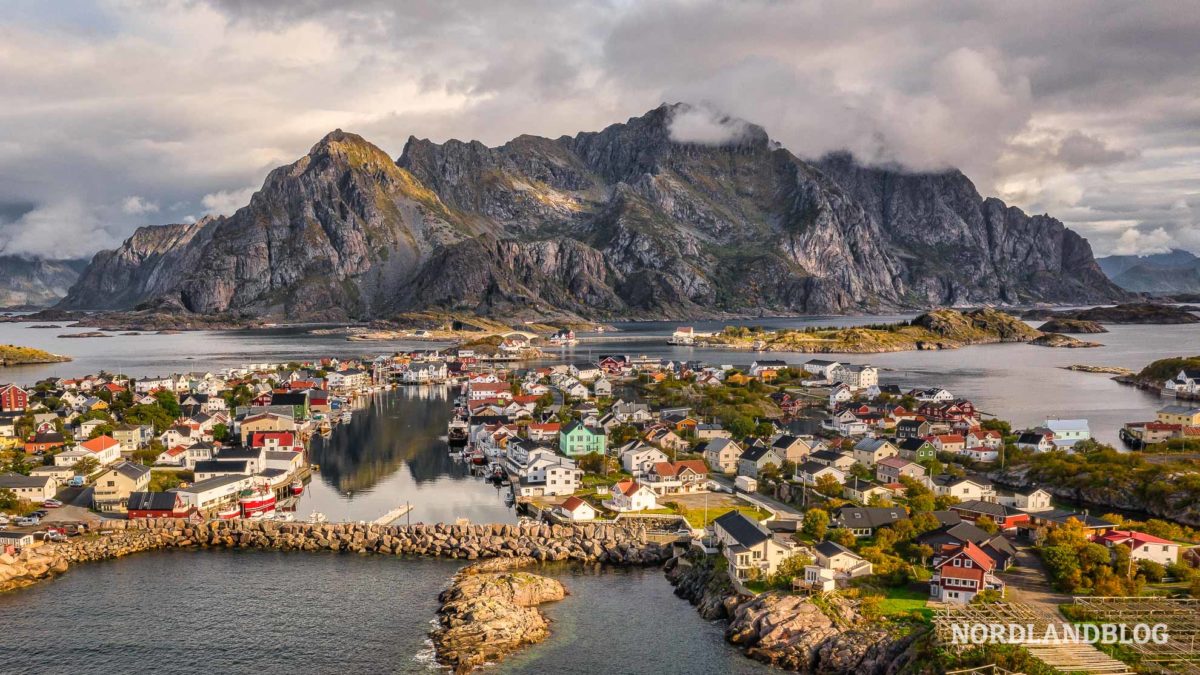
[60,104,1127,322]
[1028,333,1103,348]
[432,557,564,673]
[0,255,88,309]
[664,552,923,673]
[1025,302,1199,324]
[1037,318,1108,333]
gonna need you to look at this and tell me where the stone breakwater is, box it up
[0,519,672,593]
[432,557,565,673]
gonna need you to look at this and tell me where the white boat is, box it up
[272,512,295,522]
[308,511,328,524]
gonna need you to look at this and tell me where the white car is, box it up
[0,515,10,526]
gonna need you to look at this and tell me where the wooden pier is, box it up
[372,503,413,526]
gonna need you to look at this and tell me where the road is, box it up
[708,474,804,520]
[999,543,1069,615]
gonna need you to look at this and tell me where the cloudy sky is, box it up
[1,0,1198,260]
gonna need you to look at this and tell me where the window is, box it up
[953,559,961,567]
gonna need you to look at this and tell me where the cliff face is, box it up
[0,256,88,308]
[60,104,1127,321]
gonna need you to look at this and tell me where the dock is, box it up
[372,503,413,526]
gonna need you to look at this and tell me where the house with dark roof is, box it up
[930,541,1005,604]
[737,444,783,479]
[949,499,1029,530]
[127,491,187,519]
[711,511,795,581]
[831,506,909,537]
[802,540,873,592]
[919,522,1016,570]
[92,461,151,512]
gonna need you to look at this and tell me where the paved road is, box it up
[709,475,804,520]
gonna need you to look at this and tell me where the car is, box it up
[31,509,49,518]
[14,516,39,526]
[0,514,10,525]
[42,499,63,508]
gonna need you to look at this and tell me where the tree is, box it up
[73,456,100,478]
[828,528,856,548]
[913,543,935,565]
[849,462,872,480]
[814,474,843,498]
[154,390,181,418]
[0,488,18,510]
[212,423,229,443]
[975,516,1000,535]
[802,508,829,541]
[766,552,815,589]
[1138,559,1167,583]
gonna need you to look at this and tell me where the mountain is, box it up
[1097,249,1200,294]
[59,104,1127,322]
[0,256,89,309]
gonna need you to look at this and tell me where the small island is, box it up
[0,344,71,366]
[1026,302,1199,324]
[1037,318,1107,333]
[700,308,1042,353]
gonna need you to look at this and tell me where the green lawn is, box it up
[877,585,932,620]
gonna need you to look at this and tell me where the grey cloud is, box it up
[0,0,1197,259]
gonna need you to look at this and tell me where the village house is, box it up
[618,442,668,476]
[78,435,123,466]
[930,433,966,454]
[828,383,853,407]
[832,506,908,537]
[238,412,295,444]
[526,422,561,443]
[830,364,878,390]
[930,541,1005,604]
[932,474,997,502]
[712,511,796,581]
[842,476,895,503]
[127,491,189,519]
[112,423,154,449]
[603,479,658,512]
[802,541,873,591]
[995,488,1053,512]
[875,456,926,483]
[559,421,606,457]
[695,423,730,440]
[1015,430,1056,452]
[919,522,1016,571]
[92,461,151,512]
[808,449,857,471]
[800,359,841,380]
[895,418,932,440]
[645,426,690,454]
[1164,369,1200,396]
[516,457,582,497]
[1044,419,1091,449]
[796,461,846,487]
[0,384,29,412]
[556,495,596,522]
[896,437,937,462]
[702,437,742,474]
[24,431,66,455]
[173,474,255,513]
[749,360,787,378]
[852,438,898,467]
[950,500,1029,531]
[770,434,819,464]
[738,445,783,479]
[0,472,57,501]
[1091,530,1179,566]
[1156,405,1200,427]
[643,460,709,495]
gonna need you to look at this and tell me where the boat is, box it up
[340,410,353,423]
[447,418,469,448]
[308,511,328,524]
[272,512,295,522]
[216,504,241,520]
[468,448,487,465]
[290,479,305,496]
[238,485,277,518]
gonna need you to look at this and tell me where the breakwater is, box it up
[1,519,673,593]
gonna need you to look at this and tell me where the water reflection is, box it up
[298,386,516,524]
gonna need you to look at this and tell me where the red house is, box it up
[0,384,29,412]
[950,500,1030,531]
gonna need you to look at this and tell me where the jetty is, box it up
[372,503,413,526]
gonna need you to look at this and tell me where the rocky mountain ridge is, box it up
[0,255,88,309]
[59,104,1128,321]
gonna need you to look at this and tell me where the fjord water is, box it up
[0,550,770,675]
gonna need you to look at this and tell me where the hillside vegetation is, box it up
[0,344,70,366]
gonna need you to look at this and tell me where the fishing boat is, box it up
[290,479,304,496]
[238,484,277,518]
[468,448,487,465]
[216,504,241,520]
[446,418,469,448]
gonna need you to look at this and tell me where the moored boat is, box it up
[216,504,241,520]
[308,511,328,523]
[238,485,277,518]
[447,418,469,448]
[290,479,304,495]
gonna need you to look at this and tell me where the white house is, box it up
[828,383,853,407]
[932,475,997,502]
[1092,530,1179,566]
[619,443,669,475]
[712,511,795,581]
[995,488,1053,512]
[77,435,123,466]
[802,541,873,591]
[749,360,787,377]
[557,495,596,522]
[801,359,841,380]
[0,472,57,501]
[831,364,878,390]
[603,479,658,512]
[1045,419,1090,449]
[702,437,743,474]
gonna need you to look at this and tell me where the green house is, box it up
[559,421,606,456]
[897,438,936,462]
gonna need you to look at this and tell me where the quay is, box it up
[372,503,413,526]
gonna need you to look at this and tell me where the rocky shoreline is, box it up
[664,554,924,673]
[432,556,565,673]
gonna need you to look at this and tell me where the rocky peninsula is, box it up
[1037,318,1107,333]
[1028,333,1102,348]
[664,553,923,673]
[432,557,565,673]
[0,343,70,366]
[700,308,1042,354]
[1024,302,1199,324]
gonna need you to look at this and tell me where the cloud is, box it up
[668,104,757,145]
[0,0,1197,259]
[1111,227,1176,256]
[121,196,159,215]
[201,187,257,217]
[0,199,117,260]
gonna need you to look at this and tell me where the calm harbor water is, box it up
[0,549,769,675]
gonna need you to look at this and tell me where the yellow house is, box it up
[239,412,296,444]
[92,461,151,512]
[1157,405,1200,426]
[726,373,751,386]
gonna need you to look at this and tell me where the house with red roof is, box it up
[603,479,658,512]
[643,460,709,495]
[930,541,1005,604]
[930,433,965,453]
[1092,530,1180,566]
[556,495,596,522]
[78,434,122,466]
